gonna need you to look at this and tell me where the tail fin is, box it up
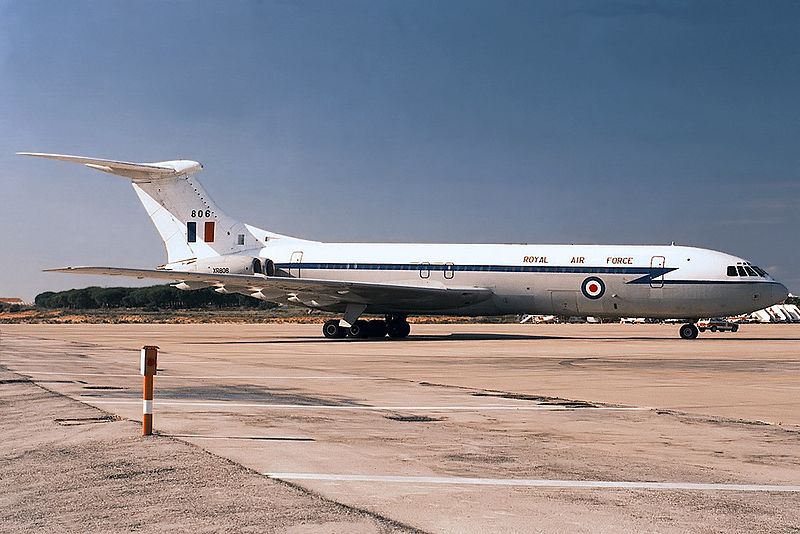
[18,152,265,264]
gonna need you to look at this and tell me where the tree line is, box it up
[25,285,799,311]
[34,285,275,310]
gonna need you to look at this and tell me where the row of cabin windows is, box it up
[187,221,246,246]
[727,264,767,277]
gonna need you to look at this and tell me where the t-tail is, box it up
[17,153,283,266]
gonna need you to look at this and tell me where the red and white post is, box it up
[140,345,158,436]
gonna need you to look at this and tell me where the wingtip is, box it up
[17,152,65,158]
[43,266,77,273]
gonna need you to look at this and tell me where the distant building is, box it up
[0,297,31,307]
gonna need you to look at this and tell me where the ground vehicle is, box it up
[697,318,739,333]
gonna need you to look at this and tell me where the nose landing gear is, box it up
[679,323,699,340]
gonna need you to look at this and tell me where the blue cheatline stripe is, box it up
[274,262,780,286]
[275,262,675,276]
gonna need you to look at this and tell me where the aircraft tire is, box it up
[679,323,699,340]
[348,320,370,338]
[323,320,346,339]
[732,325,739,332]
[387,320,411,339]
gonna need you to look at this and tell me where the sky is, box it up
[1,0,798,300]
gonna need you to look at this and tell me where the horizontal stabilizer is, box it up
[17,152,202,181]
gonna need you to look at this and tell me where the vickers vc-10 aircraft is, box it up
[21,152,789,340]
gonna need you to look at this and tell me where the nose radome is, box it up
[772,283,789,303]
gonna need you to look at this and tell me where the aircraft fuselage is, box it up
[257,241,787,319]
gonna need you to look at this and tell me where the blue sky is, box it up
[1,0,798,300]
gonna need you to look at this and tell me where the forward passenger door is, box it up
[650,256,666,288]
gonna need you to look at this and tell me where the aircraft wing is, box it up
[45,266,493,310]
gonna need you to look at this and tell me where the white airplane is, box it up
[20,152,789,340]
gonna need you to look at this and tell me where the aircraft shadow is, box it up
[190,333,569,344]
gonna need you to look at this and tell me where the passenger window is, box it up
[744,266,757,276]
[727,266,737,277]
[736,266,747,276]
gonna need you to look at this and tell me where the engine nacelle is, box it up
[189,256,275,276]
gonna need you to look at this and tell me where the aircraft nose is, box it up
[772,283,789,303]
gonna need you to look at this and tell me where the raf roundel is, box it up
[581,277,606,300]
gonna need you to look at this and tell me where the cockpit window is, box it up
[727,264,770,277]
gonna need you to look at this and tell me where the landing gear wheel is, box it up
[679,323,699,340]
[322,320,346,339]
[387,319,411,339]
[348,320,370,338]
[732,325,739,332]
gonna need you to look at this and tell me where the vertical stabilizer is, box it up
[17,153,265,263]
[131,172,261,262]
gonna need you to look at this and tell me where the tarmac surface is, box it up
[1,323,799,533]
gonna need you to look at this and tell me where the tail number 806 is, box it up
[192,209,211,218]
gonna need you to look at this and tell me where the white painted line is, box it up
[264,473,800,492]
[160,375,365,380]
[16,371,136,378]
[2,358,188,363]
[170,434,313,441]
[81,399,645,411]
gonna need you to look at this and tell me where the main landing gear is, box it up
[679,323,699,340]
[322,316,411,340]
